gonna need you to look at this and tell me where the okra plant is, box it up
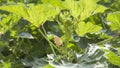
[0,0,120,68]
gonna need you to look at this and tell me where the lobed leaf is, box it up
[64,0,107,20]
[0,3,60,27]
[75,21,102,36]
[41,0,64,8]
[107,11,120,30]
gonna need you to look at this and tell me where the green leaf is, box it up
[67,43,79,51]
[47,33,54,40]
[75,21,102,36]
[41,0,107,20]
[48,45,107,68]
[0,3,60,27]
[118,48,120,53]
[41,0,64,8]
[104,50,120,67]
[22,58,48,68]
[64,0,107,20]
[0,15,11,33]
[0,41,8,48]
[0,60,11,68]
[0,14,20,34]
[43,64,54,68]
[94,5,107,14]
[107,11,120,30]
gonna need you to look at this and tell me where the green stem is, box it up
[97,37,114,45]
[42,25,47,37]
[38,28,62,56]
[56,20,71,55]
[42,25,62,52]
[41,25,61,52]
[38,29,56,55]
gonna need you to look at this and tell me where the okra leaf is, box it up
[104,50,120,67]
[107,11,120,30]
[0,3,60,27]
[75,21,102,36]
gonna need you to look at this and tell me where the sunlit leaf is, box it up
[94,5,107,14]
[64,0,107,20]
[43,64,54,68]
[107,11,120,30]
[41,0,64,8]
[104,50,120,67]
[75,21,102,36]
[67,43,79,51]
[0,60,11,68]
[0,3,60,27]
[0,14,20,34]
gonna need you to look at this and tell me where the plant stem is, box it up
[42,25,62,52]
[38,28,62,55]
[38,29,56,55]
[97,37,114,45]
[41,25,61,51]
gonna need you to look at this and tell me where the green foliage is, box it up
[0,60,11,68]
[107,11,120,31]
[0,3,60,27]
[105,50,120,67]
[75,21,102,36]
[0,14,20,34]
[0,41,8,47]
[0,0,120,68]
[41,0,63,8]
[110,0,120,11]
[43,64,54,68]
[64,0,107,20]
